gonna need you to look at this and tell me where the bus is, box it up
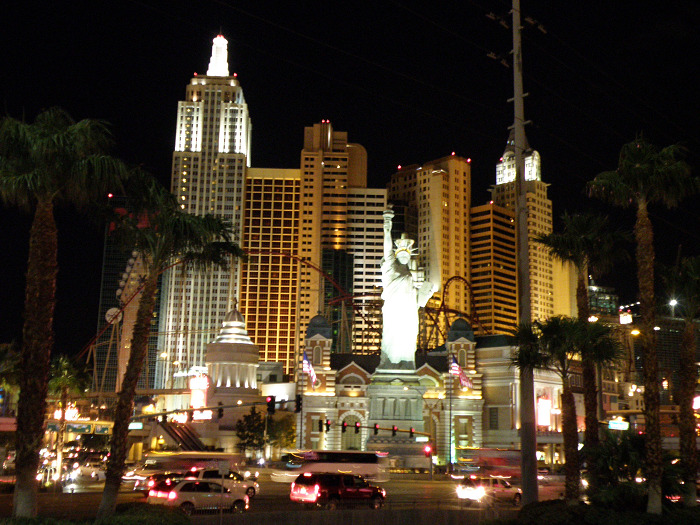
[270,450,390,483]
[124,451,245,482]
[454,448,520,479]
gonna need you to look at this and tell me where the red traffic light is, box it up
[423,444,432,457]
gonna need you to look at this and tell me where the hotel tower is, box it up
[156,35,251,388]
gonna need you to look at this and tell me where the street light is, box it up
[669,299,678,318]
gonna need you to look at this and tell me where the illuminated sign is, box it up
[537,398,551,427]
[128,422,144,430]
[609,418,629,431]
[619,313,632,325]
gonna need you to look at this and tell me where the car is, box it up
[290,472,386,510]
[183,468,260,498]
[455,475,522,506]
[147,479,249,515]
[79,458,107,481]
[134,471,189,495]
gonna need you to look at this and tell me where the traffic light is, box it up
[392,425,397,437]
[373,423,379,435]
[424,444,432,457]
[295,394,303,413]
[409,427,414,438]
[342,421,348,433]
[266,395,276,415]
[326,419,331,432]
[355,422,360,434]
[217,402,224,419]
[318,419,323,432]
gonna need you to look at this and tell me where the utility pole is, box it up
[512,0,538,506]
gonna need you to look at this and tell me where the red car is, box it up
[290,472,385,510]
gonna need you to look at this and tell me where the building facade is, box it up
[157,35,251,387]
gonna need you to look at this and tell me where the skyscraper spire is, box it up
[207,34,229,76]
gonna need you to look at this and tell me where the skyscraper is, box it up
[491,132,557,322]
[157,35,251,387]
[469,201,517,334]
[387,154,473,347]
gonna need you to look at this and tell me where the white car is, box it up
[79,459,107,481]
[147,479,249,515]
[185,468,260,498]
[456,476,522,506]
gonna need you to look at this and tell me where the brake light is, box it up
[291,482,295,491]
[147,480,155,488]
[168,491,177,500]
[148,489,156,497]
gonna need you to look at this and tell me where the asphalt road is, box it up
[0,473,566,519]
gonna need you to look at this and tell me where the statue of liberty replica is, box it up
[377,207,435,371]
[367,207,436,468]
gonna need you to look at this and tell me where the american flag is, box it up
[450,355,473,389]
[302,351,318,389]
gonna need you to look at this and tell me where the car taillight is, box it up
[168,491,177,500]
[148,480,155,488]
[291,482,295,491]
[148,489,157,497]
[314,484,320,495]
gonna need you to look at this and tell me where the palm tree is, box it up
[537,316,583,504]
[663,256,700,507]
[536,212,628,451]
[96,183,245,518]
[588,136,696,514]
[0,107,129,517]
[510,322,548,505]
[0,342,21,417]
[47,356,90,482]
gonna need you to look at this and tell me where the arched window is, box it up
[313,345,322,365]
[458,348,467,368]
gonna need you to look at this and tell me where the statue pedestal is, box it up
[366,371,429,469]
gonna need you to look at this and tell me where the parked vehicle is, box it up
[147,479,249,515]
[2,451,15,473]
[79,458,107,480]
[455,475,522,506]
[290,472,385,510]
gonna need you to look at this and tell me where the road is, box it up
[0,473,565,519]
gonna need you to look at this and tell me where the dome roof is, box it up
[447,318,475,342]
[306,314,332,339]
[211,307,254,345]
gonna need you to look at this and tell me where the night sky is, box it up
[1,1,699,356]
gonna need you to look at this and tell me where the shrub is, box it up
[94,503,190,525]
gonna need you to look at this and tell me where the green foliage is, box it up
[268,412,297,449]
[517,499,700,525]
[234,407,266,453]
[94,502,190,525]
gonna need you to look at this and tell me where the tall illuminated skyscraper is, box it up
[387,154,473,347]
[490,131,575,321]
[157,35,251,387]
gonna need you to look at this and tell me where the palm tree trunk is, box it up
[520,366,538,505]
[561,383,580,503]
[636,200,662,515]
[677,320,698,507]
[13,200,57,517]
[96,273,158,519]
[56,389,68,486]
[577,266,600,454]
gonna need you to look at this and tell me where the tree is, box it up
[269,413,297,452]
[234,407,266,454]
[662,256,700,507]
[510,322,548,505]
[0,342,21,417]
[537,316,583,504]
[0,107,129,517]
[536,212,628,451]
[95,183,245,518]
[47,356,90,482]
[588,136,696,514]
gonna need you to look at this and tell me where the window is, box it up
[489,407,499,430]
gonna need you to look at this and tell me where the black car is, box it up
[290,472,386,510]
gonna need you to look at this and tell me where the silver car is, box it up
[147,479,249,515]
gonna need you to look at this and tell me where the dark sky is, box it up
[1,0,699,356]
